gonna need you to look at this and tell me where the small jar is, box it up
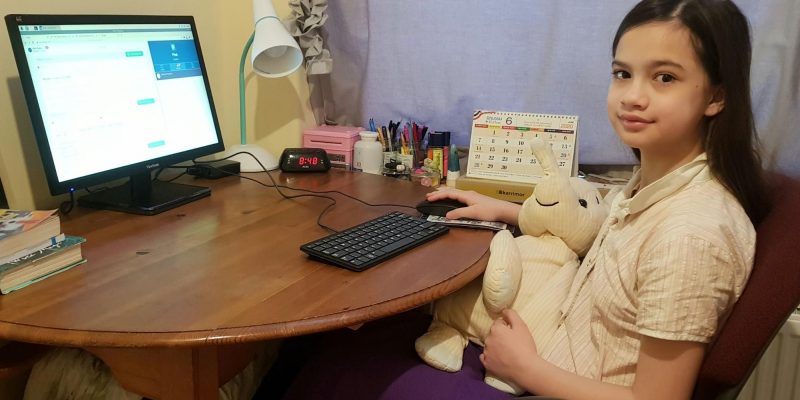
[353,131,383,174]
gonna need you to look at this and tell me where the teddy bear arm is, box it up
[482,230,523,316]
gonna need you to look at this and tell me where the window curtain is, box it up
[321,0,799,176]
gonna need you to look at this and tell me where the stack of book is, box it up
[0,209,86,294]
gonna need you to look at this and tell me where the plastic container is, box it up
[353,131,383,174]
[410,169,440,187]
[302,125,362,169]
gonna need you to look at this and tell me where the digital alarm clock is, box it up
[279,148,331,172]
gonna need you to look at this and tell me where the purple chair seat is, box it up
[279,310,515,400]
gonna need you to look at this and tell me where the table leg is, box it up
[87,343,256,400]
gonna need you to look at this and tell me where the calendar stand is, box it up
[465,110,578,184]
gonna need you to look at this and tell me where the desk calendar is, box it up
[466,110,578,184]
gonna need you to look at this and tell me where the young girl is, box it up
[427,0,767,398]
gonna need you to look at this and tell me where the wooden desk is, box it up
[0,170,493,399]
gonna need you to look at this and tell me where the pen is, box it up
[409,125,419,166]
[379,126,391,150]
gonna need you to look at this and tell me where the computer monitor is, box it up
[5,14,225,215]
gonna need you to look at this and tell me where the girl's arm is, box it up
[425,189,521,224]
[480,309,706,400]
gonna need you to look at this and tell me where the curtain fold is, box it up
[286,0,336,125]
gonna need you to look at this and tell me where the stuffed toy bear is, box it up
[415,138,610,394]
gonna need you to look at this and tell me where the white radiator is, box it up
[738,310,800,400]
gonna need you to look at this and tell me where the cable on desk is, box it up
[192,152,418,233]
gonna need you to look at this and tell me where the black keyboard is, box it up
[300,211,449,271]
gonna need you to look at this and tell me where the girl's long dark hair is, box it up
[613,0,768,223]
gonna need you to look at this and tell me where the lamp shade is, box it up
[251,0,303,78]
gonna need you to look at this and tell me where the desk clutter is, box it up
[303,121,456,188]
[0,209,86,294]
[301,110,624,198]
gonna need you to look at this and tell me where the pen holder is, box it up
[382,153,411,180]
[383,152,414,170]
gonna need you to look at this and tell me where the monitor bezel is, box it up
[4,14,226,196]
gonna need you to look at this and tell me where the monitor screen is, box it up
[5,14,225,215]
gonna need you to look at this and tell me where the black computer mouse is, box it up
[415,198,468,217]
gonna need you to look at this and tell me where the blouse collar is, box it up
[615,153,711,218]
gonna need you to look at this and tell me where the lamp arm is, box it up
[239,31,256,146]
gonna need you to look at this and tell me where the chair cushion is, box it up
[281,310,514,400]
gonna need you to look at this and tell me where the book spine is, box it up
[0,234,66,265]
[1,258,86,294]
[0,235,85,273]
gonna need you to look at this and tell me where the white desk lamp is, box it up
[226,0,303,172]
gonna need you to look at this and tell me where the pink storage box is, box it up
[303,125,363,169]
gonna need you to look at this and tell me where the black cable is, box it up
[69,153,416,231]
[163,171,188,183]
[154,165,193,182]
[153,167,165,181]
[59,190,75,215]
[84,186,104,194]
[193,152,417,232]
[64,151,409,231]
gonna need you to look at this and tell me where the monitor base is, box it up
[78,178,210,216]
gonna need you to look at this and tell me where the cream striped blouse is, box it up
[539,154,756,386]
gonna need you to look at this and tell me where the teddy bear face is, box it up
[517,139,609,257]
[519,177,607,257]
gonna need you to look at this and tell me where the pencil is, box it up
[377,126,386,150]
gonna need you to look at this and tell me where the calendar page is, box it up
[466,110,578,184]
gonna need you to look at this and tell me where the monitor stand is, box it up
[78,172,210,215]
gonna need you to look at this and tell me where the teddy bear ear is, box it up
[529,138,559,177]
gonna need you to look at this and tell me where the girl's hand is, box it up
[480,309,540,384]
[425,189,520,224]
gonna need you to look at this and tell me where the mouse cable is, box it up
[192,153,415,209]
[192,152,417,233]
[192,152,341,231]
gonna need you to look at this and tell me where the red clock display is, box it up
[298,156,320,166]
[279,148,331,172]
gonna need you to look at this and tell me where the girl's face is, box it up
[607,21,724,162]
